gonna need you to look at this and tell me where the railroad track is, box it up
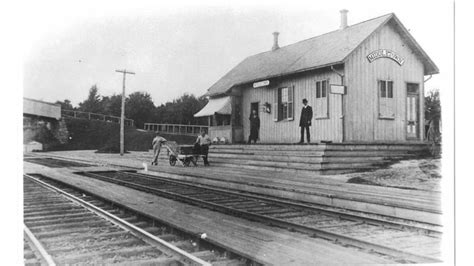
[24,157,93,168]
[24,174,251,265]
[24,156,442,263]
[73,170,442,264]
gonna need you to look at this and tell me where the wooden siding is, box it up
[241,70,343,143]
[344,22,425,142]
[210,125,232,143]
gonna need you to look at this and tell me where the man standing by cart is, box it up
[151,133,167,165]
[195,129,211,166]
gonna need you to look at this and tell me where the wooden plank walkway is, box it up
[24,162,394,265]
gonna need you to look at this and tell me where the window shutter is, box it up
[288,86,294,120]
[321,81,327,98]
[273,89,278,121]
[316,82,321,98]
[325,79,330,118]
[380,80,387,98]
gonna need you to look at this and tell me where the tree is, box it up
[125,92,156,129]
[153,94,208,125]
[425,89,441,143]
[78,85,103,113]
[101,94,122,117]
[425,89,441,122]
[55,99,74,110]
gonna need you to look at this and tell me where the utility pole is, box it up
[115,69,135,156]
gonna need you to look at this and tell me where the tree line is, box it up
[57,85,441,134]
[56,85,209,129]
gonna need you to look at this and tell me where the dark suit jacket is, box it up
[249,115,260,139]
[299,105,313,127]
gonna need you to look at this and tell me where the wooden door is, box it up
[250,102,259,116]
[406,83,420,139]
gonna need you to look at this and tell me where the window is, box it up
[407,83,419,94]
[316,80,327,98]
[213,114,231,126]
[281,88,288,119]
[273,86,294,121]
[378,80,394,119]
[315,80,329,118]
[379,80,393,98]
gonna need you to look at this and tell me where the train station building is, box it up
[194,11,438,143]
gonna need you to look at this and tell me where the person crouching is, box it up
[151,133,167,165]
[194,130,211,166]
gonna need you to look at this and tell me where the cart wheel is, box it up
[169,155,177,166]
[183,158,190,167]
[191,156,197,166]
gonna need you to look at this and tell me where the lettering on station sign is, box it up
[253,80,270,88]
[367,49,405,66]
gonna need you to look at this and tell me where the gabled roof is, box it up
[206,13,438,97]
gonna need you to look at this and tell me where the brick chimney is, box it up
[340,9,348,30]
[272,32,280,51]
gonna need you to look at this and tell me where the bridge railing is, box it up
[62,110,134,127]
[144,123,208,136]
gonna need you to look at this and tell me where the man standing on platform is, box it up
[151,133,167,165]
[195,129,212,166]
[248,109,260,144]
[299,98,313,144]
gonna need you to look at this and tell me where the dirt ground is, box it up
[345,158,441,192]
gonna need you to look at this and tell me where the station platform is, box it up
[35,150,441,225]
[23,161,394,264]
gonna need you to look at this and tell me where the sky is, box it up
[22,0,453,107]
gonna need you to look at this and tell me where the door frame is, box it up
[250,101,260,116]
[405,82,420,140]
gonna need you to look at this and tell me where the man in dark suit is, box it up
[299,98,313,143]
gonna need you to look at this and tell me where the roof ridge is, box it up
[204,12,441,98]
[247,12,394,59]
[281,13,393,76]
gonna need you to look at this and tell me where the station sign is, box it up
[367,49,405,66]
[253,80,270,88]
[330,84,346,95]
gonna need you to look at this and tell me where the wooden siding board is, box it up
[241,71,343,143]
[344,22,425,142]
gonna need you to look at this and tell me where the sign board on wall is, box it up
[253,80,270,88]
[367,49,405,66]
[330,84,346,94]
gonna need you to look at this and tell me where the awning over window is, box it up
[194,96,231,117]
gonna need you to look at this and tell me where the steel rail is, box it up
[80,171,441,264]
[24,174,211,266]
[25,154,441,233]
[24,224,56,266]
[34,152,440,216]
[31,152,440,221]
[125,171,442,235]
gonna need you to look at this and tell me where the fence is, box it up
[144,123,208,136]
[62,110,134,127]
